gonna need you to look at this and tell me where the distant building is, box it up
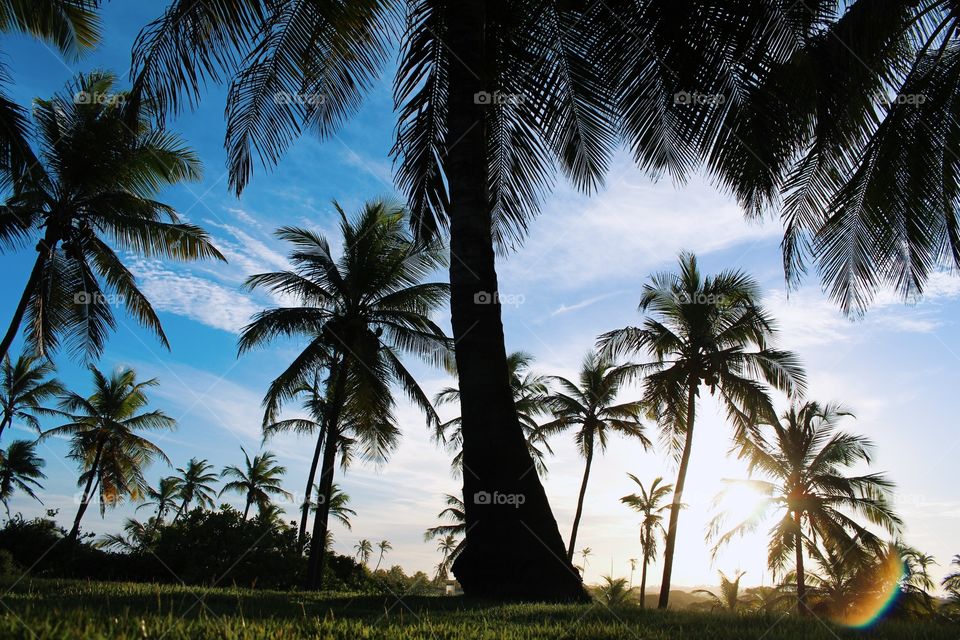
[445,579,463,596]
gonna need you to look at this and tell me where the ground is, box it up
[0,579,953,639]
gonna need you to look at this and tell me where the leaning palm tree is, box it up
[621,474,673,609]
[131,0,840,599]
[601,252,806,608]
[0,71,224,362]
[435,351,553,477]
[172,457,218,521]
[0,352,63,441]
[136,476,180,528]
[374,540,392,571]
[424,493,466,565]
[693,571,748,612]
[239,200,448,589]
[539,351,651,561]
[0,439,46,517]
[354,539,373,566]
[41,366,175,541]
[709,401,901,615]
[219,448,291,520]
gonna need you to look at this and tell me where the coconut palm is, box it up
[434,351,553,476]
[580,547,593,577]
[424,493,466,564]
[41,366,175,542]
[97,517,152,553]
[239,200,448,588]
[310,483,355,531]
[601,252,806,608]
[621,474,673,609]
[436,534,459,579]
[219,448,291,520]
[354,539,373,566]
[896,542,938,617]
[255,502,288,528]
[131,0,817,599]
[0,439,46,517]
[628,558,637,590]
[375,540,392,571]
[538,351,650,561]
[943,555,960,609]
[172,457,217,521]
[693,571,748,612]
[597,576,634,607]
[0,71,224,363]
[0,353,63,442]
[709,401,901,615]
[136,476,180,528]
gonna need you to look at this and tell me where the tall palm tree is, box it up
[354,539,373,566]
[0,439,46,517]
[621,474,673,609]
[601,252,806,608]
[0,72,224,362]
[436,534,459,580]
[239,200,448,588]
[41,366,175,541]
[628,558,637,590]
[136,476,180,528]
[434,351,553,476]
[709,401,901,615]
[538,351,651,561]
[219,448,291,520]
[693,571,748,612]
[172,457,218,521]
[130,0,830,599]
[0,352,63,441]
[580,547,593,578]
[425,493,466,564]
[375,539,392,571]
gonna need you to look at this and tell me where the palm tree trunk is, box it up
[242,495,252,520]
[0,415,11,442]
[566,436,594,562]
[306,360,347,589]
[0,246,48,363]
[658,381,697,609]
[794,510,807,616]
[640,553,649,609]
[173,498,188,522]
[69,457,102,542]
[444,0,584,602]
[298,423,326,549]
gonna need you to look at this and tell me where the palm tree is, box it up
[98,517,152,553]
[219,448,291,520]
[628,558,637,590]
[709,401,901,615]
[136,476,180,528]
[425,494,466,565]
[621,475,673,609]
[0,72,224,362]
[434,351,553,476]
[601,252,806,608]
[693,571,748,612]
[172,457,217,521]
[239,200,448,588]
[538,351,651,561]
[597,576,634,606]
[374,540,392,571]
[943,555,960,610]
[580,547,593,578]
[354,539,373,566]
[0,353,63,442]
[41,366,175,541]
[311,483,356,531]
[436,534,460,580]
[0,439,46,517]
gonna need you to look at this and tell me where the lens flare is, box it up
[831,550,904,628]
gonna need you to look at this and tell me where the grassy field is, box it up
[0,578,954,639]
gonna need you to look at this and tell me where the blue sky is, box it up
[2,3,959,591]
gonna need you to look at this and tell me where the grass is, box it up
[0,578,954,639]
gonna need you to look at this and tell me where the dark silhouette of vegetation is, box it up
[0,353,63,441]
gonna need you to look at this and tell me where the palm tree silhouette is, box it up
[374,540,392,571]
[435,351,553,476]
[98,517,152,553]
[601,252,806,607]
[219,448,291,520]
[137,476,180,528]
[425,494,466,564]
[0,353,63,442]
[0,72,224,362]
[709,401,901,615]
[943,555,960,611]
[354,539,373,566]
[0,439,46,517]
[693,571,748,612]
[239,201,448,588]
[538,351,650,561]
[436,534,460,580]
[628,558,637,590]
[597,576,634,606]
[172,458,218,521]
[42,366,175,541]
[621,475,673,609]
[580,547,593,578]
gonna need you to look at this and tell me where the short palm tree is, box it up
[219,448,291,520]
[709,401,901,615]
[374,540,392,571]
[354,539,373,566]
[0,439,46,517]
[239,200,448,588]
[424,494,466,565]
[172,457,217,521]
[621,475,673,609]
[0,71,224,362]
[693,571,748,612]
[435,351,553,476]
[597,576,634,607]
[98,517,152,553]
[255,502,288,528]
[539,351,651,561]
[0,352,63,441]
[601,252,806,608]
[136,476,180,528]
[42,366,175,541]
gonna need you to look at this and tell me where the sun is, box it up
[716,482,770,529]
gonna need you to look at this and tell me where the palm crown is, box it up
[219,448,291,520]
[0,352,64,441]
[0,439,46,517]
[172,457,218,520]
